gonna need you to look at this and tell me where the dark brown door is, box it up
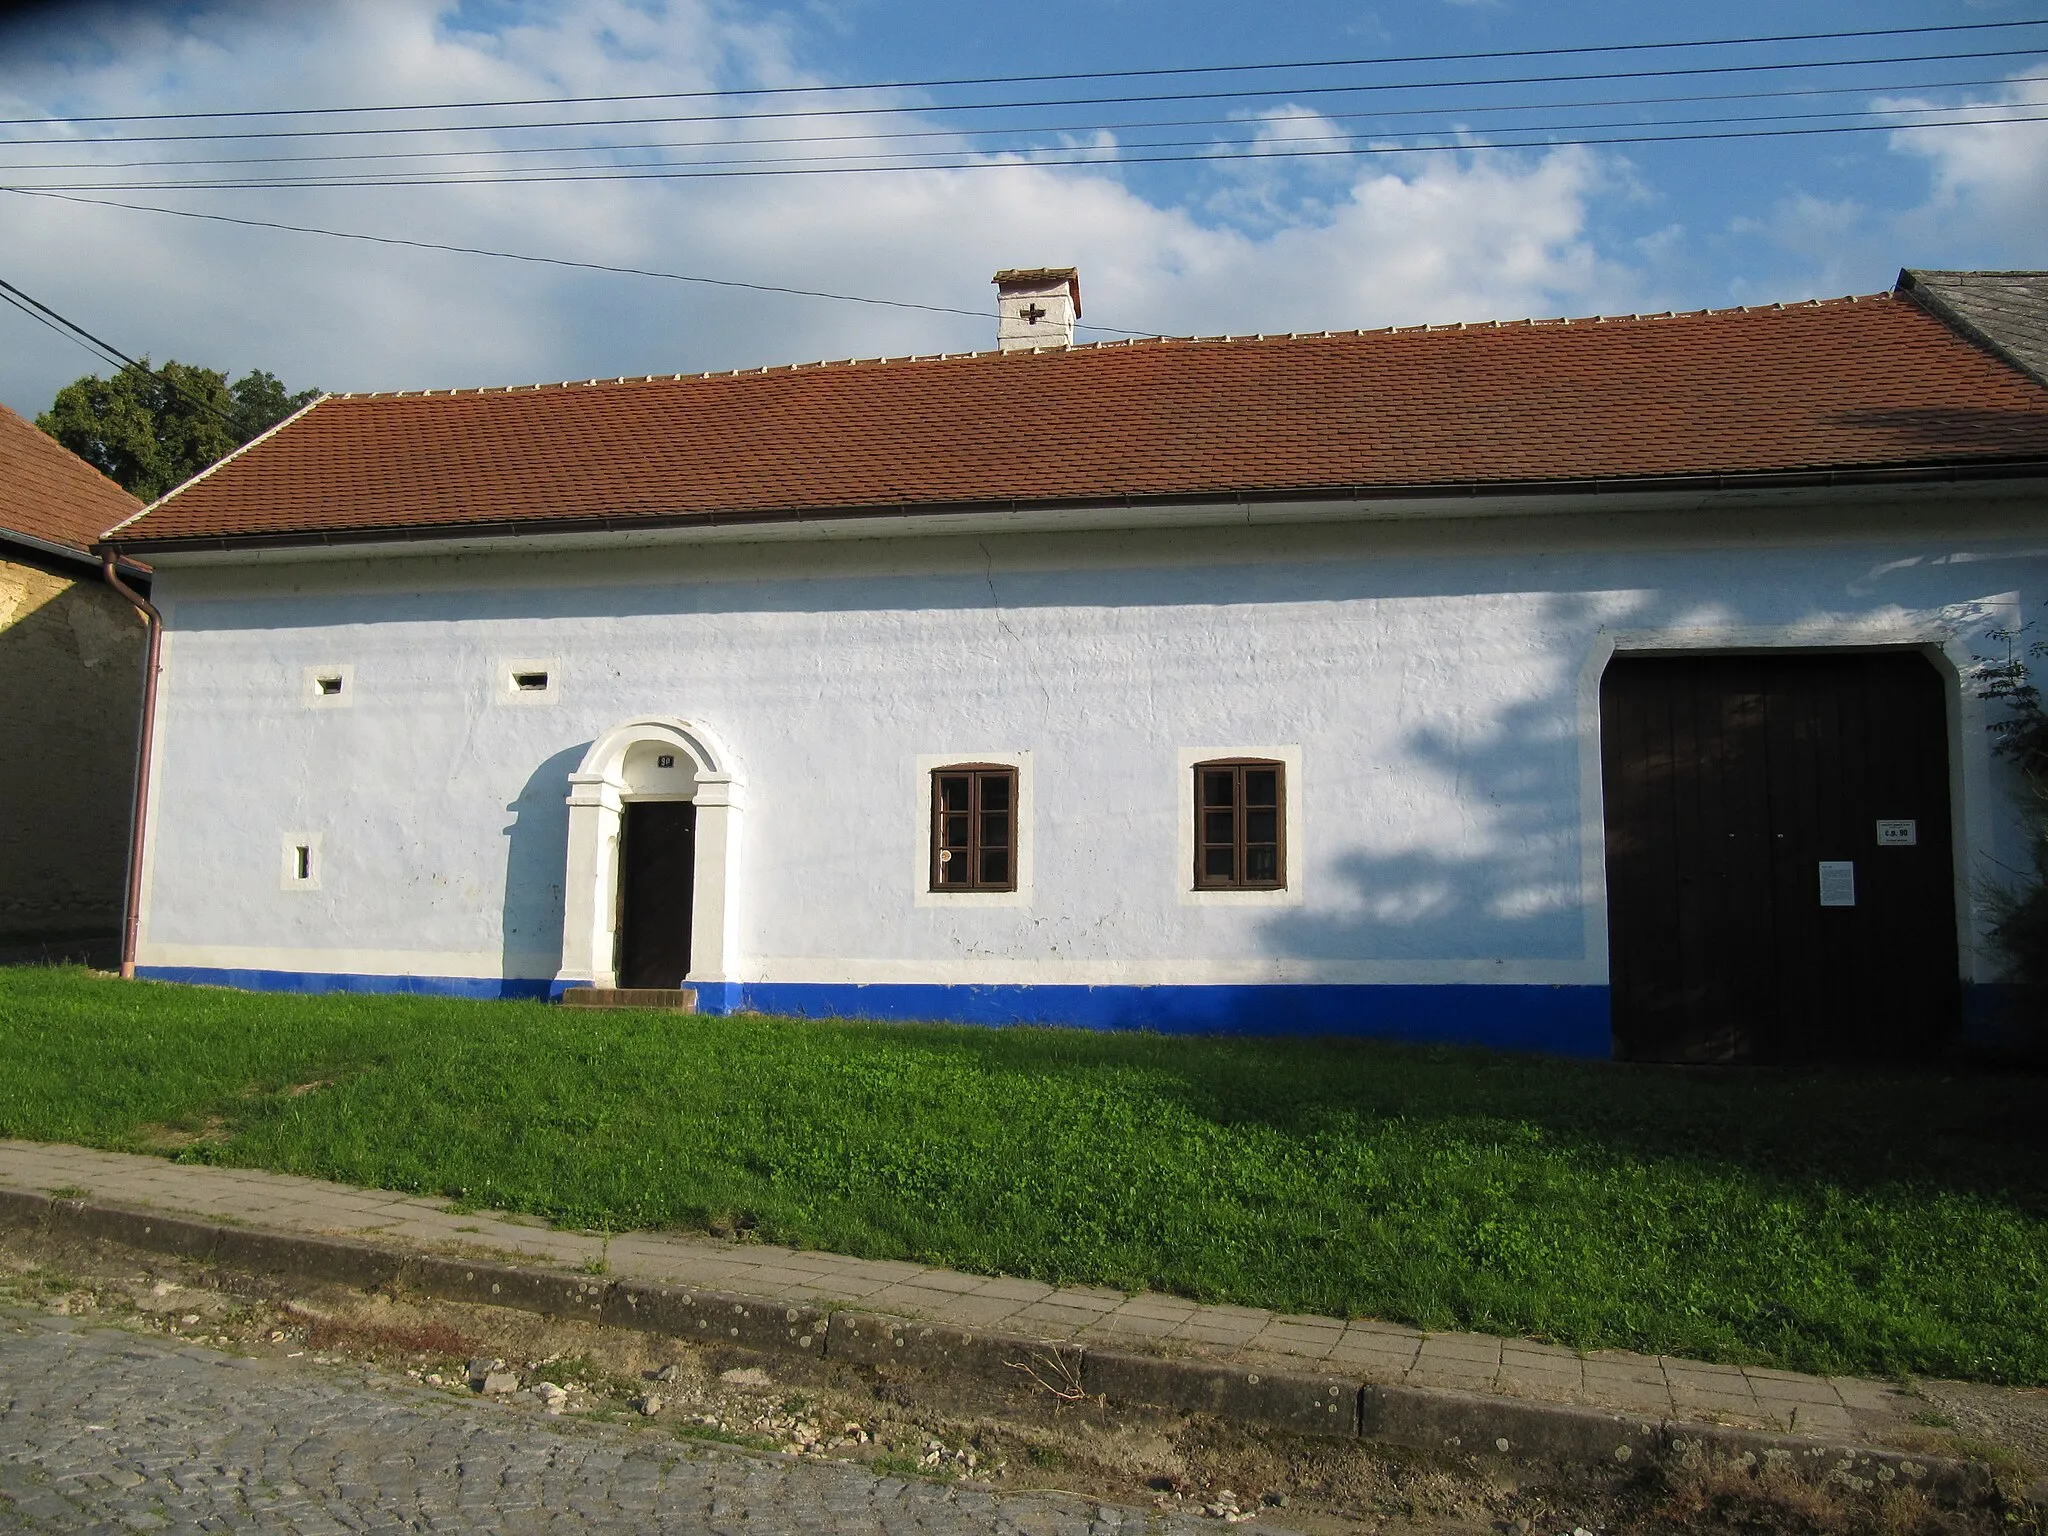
[616,801,695,989]
[1601,651,1958,1064]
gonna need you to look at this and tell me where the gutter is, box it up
[0,525,149,578]
[100,551,161,980]
[100,454,2048,559]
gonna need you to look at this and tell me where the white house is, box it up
[98,268,2048,1064]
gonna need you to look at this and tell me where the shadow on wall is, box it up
[1204,590,1629,1049]
[0,561,143,962]
[500,744,588,984]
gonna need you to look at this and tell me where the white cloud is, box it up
[1882,71,2048,258]
[1680,72,2048,307]
[0,0,1641,414]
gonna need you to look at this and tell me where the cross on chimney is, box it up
[1021,303,1048,325]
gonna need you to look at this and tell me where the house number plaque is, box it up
[1876,819,1917,846]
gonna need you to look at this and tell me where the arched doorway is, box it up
[554,717,743,999]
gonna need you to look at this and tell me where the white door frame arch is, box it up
[555,716,744,994]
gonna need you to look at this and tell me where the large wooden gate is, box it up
[1600,651,1958,1064]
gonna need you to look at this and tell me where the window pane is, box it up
[1244,769,1278,806]
[944,812,970,849]
[938,851,968,885]
[1204,810,1235,846]
[939,776,970,812]
[1201,770,1235,807]
[981,811,1010,849]
[980,848,1011,885]
[979,774,1011,812]
[1246,846,1278,883]
[1204,847,1234,879]
[1246,808,1278,845]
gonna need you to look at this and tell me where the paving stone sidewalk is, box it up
[0,1139,1900,1443]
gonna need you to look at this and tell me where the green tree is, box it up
[1976,618,2048,1041]
[36,359,317,502]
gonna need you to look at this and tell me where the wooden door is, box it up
[1601,652,1958,1064]
[616,801,696,989]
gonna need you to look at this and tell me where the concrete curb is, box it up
[0,1186,2000,1504]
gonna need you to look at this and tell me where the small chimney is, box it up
[993,267,1080,352]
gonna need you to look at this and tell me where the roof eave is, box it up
[3,523,150,579]
[101,456,2048,558]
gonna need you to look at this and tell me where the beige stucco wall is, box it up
[0,551,144,960]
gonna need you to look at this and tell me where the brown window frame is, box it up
[930,764,1018,892]
[1193,758,1286,890]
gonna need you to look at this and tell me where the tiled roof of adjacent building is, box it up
[108,280,2048,551]
[1899,269,2048,387]
[0,403,141,557]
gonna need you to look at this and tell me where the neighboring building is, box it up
[0,403,145,965]
[100,269,2048,1063]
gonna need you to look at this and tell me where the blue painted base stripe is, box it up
[135,966,551,1001]
[134,967,1611,1053]
[731,982,1614,1055]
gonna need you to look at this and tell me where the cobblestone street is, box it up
[0,1309,1240,1534]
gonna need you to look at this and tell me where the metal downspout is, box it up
[101,551,160,980]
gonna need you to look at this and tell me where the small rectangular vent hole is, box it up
[294,845,311,881]
[315,676,343,696]
[513,670,549,692]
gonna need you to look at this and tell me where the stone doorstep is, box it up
[559,987,699,1012]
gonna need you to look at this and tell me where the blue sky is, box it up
[0,0,2042,415]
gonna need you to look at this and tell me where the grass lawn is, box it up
[1,966,2043,1385]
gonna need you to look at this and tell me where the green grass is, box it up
[2,966,2044,1384]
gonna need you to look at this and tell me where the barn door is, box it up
[1601,652,1958,1064]
[615,801,696,989]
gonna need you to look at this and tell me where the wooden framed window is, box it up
[1194,759,1285,889]
[931,765,1017,891]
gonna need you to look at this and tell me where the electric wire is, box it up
[1,44,2039,148]
[0,73,2028,174]
[0,276,247,427]
[4,15,2041,125]
[11,97,2038,190]
[8,105,2043,192]
[0,189,1160,336]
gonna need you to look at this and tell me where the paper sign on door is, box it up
[1819,861,1856,907]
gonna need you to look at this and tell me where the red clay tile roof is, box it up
[0,403,141,554]
[111,290,2048,549]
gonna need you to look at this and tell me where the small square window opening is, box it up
[513,670,550,692]
[293,844,312,882]
[930,765,1017,891]
[315,675,343,697]
[1194,760,1286,889]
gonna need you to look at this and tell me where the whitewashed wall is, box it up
[129,492,2045,1033]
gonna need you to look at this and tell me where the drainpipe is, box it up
[101,550,160,980]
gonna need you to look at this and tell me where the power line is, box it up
[11,97,2037,191]
[0,73,2024,174]
[0,191,1158,336]
[2,45,2039,148]
[3,16,2041,125]
[0,275,247,428]
[8,104,2042,193]
[0,283,125,371]
[0,275,147,370]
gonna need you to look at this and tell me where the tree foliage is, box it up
[36,359,317,502]
[1975,620,2048,1012]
